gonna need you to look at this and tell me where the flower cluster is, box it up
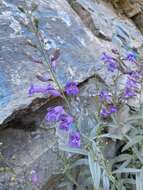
[28,49,80,148]
[100,50,142,117]
[123,71,142,99]
[65,82,79,95]
[98,89,117,118]
[45,106,73,131]
[101,52,118,72]
[125,52,137,63]
[29,84,61,97]
[100,105,117,117]
[99,90,112,103]
[45,106,80,147]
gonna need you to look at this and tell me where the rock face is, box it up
[0,0,143,189]
[0,0,106,126]
[0,0,143,126]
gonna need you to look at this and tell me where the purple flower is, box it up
[122,72,141,99]
[46,85,61,97]
[101,53,118,72]
[123,88,136,99]
[128,71,142,81]
[100,107,110,117]
[126,78,138,89]
[59,122,70,131]
[45,106,65,122]
[30,170,39,185]
[99,90,112,103]
[36,72,52,82]
[60,114,74,125]
[100,105,117,117]
[59,114,74,131]
[69,131,81,148]
[125,52,137,62]
[109,105,117,113]
[28,84,61,97]
[29,84,48,96]
[65,82,79,95]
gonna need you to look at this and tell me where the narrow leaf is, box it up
[88,151,101,189]
[60,146,88,155]
[103,171,110,190]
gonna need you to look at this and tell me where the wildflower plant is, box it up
[20,1,143,190]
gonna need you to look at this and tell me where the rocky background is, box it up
[0,0,143,189]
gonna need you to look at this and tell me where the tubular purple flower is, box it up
[29,84,48,96]
[58,114,74,131]
[46,85,61,97]
[45,106,65,122]
[128,71,142,81]
[125,52,137,62]
[123,88,136,99]
[65,82,79,95]
[36,72,52,82]
[100,105,117,117]
[28,84,61,97]
[60,114,74,125]
[101,53,118,72]
[126,78,139,89]
[122,71,141,99]
[100,107,110,117]
[69,131,81,148]
[99,90,112,103]
[59,122,70,131]
[109,105,117,113]
[101,52,118,72]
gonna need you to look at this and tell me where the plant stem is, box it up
[24,0,71,110]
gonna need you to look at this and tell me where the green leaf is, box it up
[121,178,136,185]
[136,173,142,190]
[60,146,88,155]
[118,159,131,170]
[98,133,123,140]
[126,115,143,123]
[111,154,132,164]
[103,171,110,190]
[88,151,101,189]
[90,122,102,138]
[113,168,140,174]
[136,169,143,190]
[70,158,88,169]
[122,135,143,152]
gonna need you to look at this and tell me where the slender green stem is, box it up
[24,1,71,110]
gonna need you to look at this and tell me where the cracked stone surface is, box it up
[69,0,143,48]
[0,0,107,126]
[0,0,143,126]
[0,77,103,190]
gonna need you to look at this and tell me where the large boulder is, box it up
[0,0,143,127]
[0,0,108,126]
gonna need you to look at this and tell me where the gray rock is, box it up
[69,0,143,49]
[0,77,102,189]
[0,0,143,126]
[0,0,106,126]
